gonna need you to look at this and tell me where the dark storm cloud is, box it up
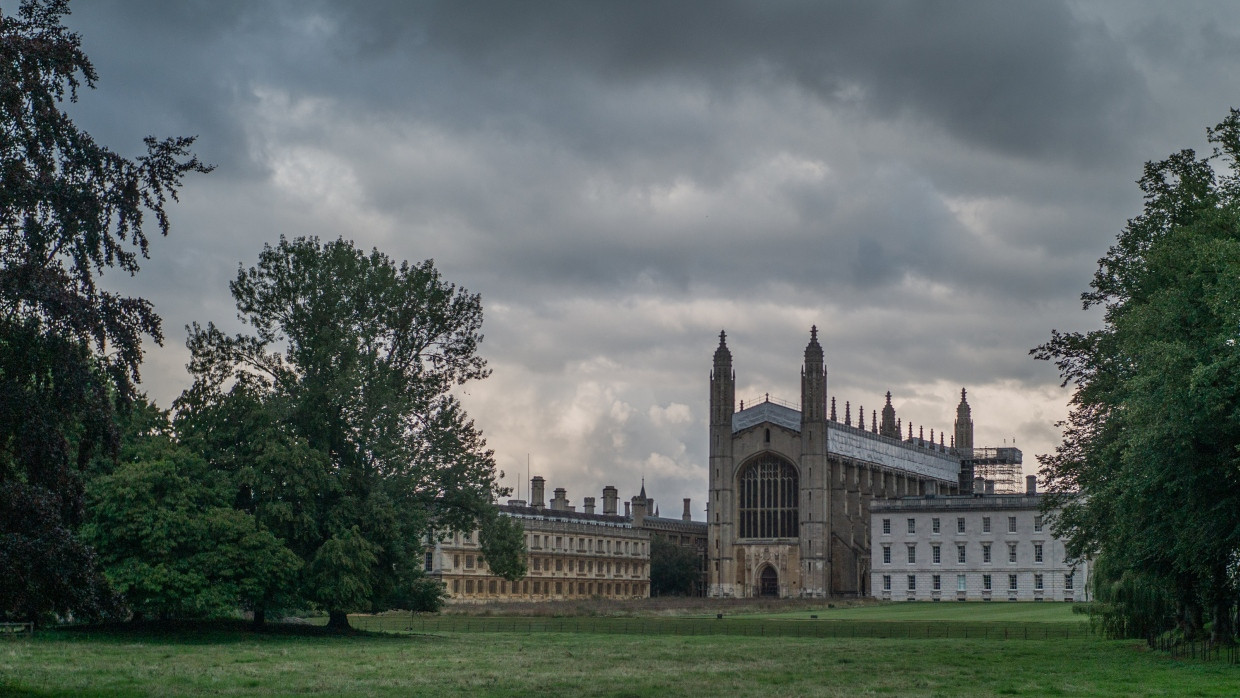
[50,0,1240,512]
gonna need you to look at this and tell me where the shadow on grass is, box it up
[52,618,415,644]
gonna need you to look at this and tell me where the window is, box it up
[907,575,916,591]
[579,560,585,573]
[1008,516,1017,533]
[737,454,800,538]
[982,517,991,533]
[932,517,940,534]
[957,574,967,592]
[882,575,892,591]
[556,582,563,594]
[957,517,966,533]
[533,558,541,572]
[933,574,941,591]
[1008,543,1017,563]
[1034,515,1043,532]
[907,545,916,564]
[489,580,497,594]
[983,574,992,591]
[882,518,891,534]
[556,536,563,549]
[1034,574,1044,591]
[883,545,891,564]
[907,518,916,534]
[453,579,460,593]
[453,554,460,569]
[983,544,991,563]
[957,545,966,563]
[534,581,541,594]
[1009,574,1018,591]
[424,551,433,572]
[932,545,941,564]
[555,559,563,572]
[466,580,474,593]
[465,555,474,569]
[1034,543,1044,563]
[1065,573,1074,590]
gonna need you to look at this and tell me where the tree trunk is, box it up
[326,609,350,632]
[252,607,266,629]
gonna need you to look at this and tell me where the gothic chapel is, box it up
[707,328,979,598]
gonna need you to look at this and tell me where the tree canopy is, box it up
[1034,109,1240,644]
[0,0,209,623]
[179,236,523,628]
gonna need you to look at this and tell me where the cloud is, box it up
[56,0,1240,514]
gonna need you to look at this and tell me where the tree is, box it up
[650,537,701,597]
[1034,110,1240,644]
[0,0,209,622]
[180,236,523,630]
[82,431,301,621]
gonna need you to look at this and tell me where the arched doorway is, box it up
[759,565,779,597]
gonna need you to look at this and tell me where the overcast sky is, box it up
[62,1,1239,517]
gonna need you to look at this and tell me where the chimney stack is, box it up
[985,479,995,495]
[624,501,631,517]
[583,496,596,514]
[531,476,545,508]
[683,498,692,521]
[551,487,568,511]
[1026,475,1037,495]
[602,486,618,515]
[972,476,984,494]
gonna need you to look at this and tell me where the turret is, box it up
[954,387,974,452]
[800,326,826,424]
[711,331,735,427]
[880,391,898,438]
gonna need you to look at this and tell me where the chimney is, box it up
[583,496,596,515]
[1026,475,1037,495]
[602,486,618,515]
[531,476,545,508]
[551,487,568,511]
[682,498,692,521]
[972,476,984,494]
[984,479,995,495]
[507,499,527,507]
[624,501,631,517]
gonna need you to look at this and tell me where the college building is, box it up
[706,327,1025,598]
[870,476,1089,602]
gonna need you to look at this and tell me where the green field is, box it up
[1,604,1235,697]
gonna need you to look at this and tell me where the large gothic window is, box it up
[737,455,799,538]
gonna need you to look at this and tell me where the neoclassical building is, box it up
[707,328,1013,598]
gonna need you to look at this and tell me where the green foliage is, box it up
[477,512,527,582]
[0,0,208,622]
[1034,109,1240,643]
[180,236,505,626]
[82,432,301,620]
[650,537,702,597]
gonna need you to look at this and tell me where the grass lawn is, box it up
[1,626,1236,697]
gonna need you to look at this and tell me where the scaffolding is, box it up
[966,447,1023,494]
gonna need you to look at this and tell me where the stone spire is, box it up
[872,410,878,434]
[858,405,864,431]
[800,326,826,424]
[879,391,898,438]
[954,387,974,452]
[844,401,851,427]
[710,330,735,427]
[830,396,837,421]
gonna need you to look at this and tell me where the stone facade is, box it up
[707,328,1004,599]
[429,479,707,602]
[869,480,1090,602]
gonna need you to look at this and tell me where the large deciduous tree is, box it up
[1034,110,1240,644]
[0,0,209,622]
[180,236,523,630]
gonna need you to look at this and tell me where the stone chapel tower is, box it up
[707,331,734,595]
[798,327,830,596]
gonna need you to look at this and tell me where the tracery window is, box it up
[737,454,799,538]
